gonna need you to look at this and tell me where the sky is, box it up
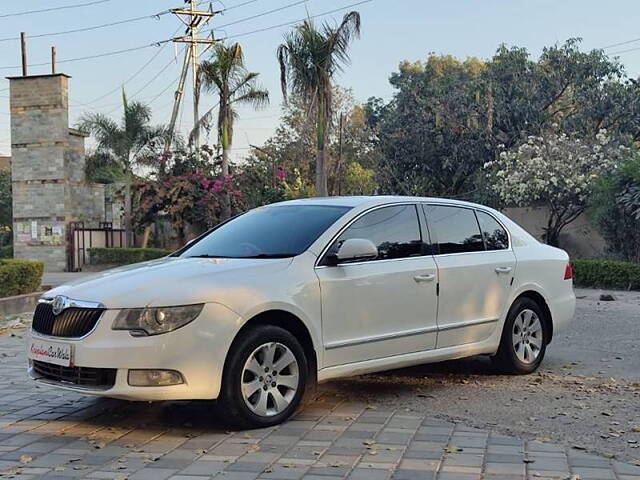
[2,0,640,159]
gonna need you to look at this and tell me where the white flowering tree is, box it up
[485,130,625,246]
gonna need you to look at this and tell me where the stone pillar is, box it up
[8,73,105,272]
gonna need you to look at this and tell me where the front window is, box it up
[323,204,424,263]
[179,205,351,259]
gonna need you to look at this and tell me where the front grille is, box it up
[32,360,116,389]
[32,303,104,338]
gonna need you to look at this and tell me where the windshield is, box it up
[179,205,351,259]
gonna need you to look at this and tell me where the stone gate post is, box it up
[7,73,105,271]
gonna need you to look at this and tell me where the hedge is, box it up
[0,244,12,258]
[88,247,170,265]
[572,259,640,291]
[0,259,44,298]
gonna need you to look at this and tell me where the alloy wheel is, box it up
[511,308,543,364]
[241,342,300,417]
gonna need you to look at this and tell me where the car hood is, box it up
[44,256,293,309]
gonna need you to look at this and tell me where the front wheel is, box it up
[492,297,548,374]
[216,325,308,429]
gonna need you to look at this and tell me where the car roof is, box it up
[273,195,488,209]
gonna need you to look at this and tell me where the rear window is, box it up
[423,205,485,254]
[476,211,509,250]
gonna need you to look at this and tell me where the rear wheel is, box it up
[217,325,308,429]
[492,297,547,374]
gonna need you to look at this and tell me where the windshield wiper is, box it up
[185,254,230,258]
[242,253,297,259]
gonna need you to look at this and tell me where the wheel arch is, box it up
[224,309,318,382]
[512,290,553,343]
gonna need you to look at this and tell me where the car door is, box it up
[315,204,439,367]
[423,204,516,349]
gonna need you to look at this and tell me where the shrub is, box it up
[0,259,44,298]
[88,247,170,265]
[0,244,12,258]
[572,259,640,290]
[589,152,640,262]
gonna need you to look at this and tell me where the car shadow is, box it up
[76,355,504,430]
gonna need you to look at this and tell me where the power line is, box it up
[217,0,310,29]
[0,0,111,19]
[223,0,373,40]
[75,25,184,106]
[130,53,183,100]
[0,40,171,71]
[609,45,640,55]
[74,44,171,106]
[223,0,260,11]
[0,0,258,44]
[0,10,171,43]
[601,38,640,50]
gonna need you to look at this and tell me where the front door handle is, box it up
[413,273,436,283]
[495,266,512,274]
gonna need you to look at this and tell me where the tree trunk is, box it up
[315,101,329,197]
[545,213,561,247]
[221,145,231,221]
[123,174,133,247]
[219,105,232,220]
[545,229,560,247]
[315,146,328,196]
[141,224,151,249]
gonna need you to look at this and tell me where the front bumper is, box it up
[26,302,241,401]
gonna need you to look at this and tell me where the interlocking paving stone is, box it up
[0,332,639,479]
[572,466,617,479]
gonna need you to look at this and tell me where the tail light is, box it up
[564,263,572,280]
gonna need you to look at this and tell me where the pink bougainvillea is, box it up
[212,180,224,193]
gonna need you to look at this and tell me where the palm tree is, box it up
[79,91,165,247]
[199,42,269,219]
[277,11,361,197]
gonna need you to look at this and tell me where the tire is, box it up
[492,297,548,375]
[216,325,308,429]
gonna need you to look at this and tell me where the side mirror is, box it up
[335,238,378,263]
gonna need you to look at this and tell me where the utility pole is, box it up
[165,1,219,160]
[20,32,27,76]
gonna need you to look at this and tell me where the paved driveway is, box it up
[0,289,639,479]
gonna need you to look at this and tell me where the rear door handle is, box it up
[495,266,512,274]
[413,273,436,283]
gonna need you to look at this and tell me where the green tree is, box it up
[277,11,361,196]
[486,130,625,246]
[590,152,640,261]
[78,91,165,246]
[243,88,380,197]
[375,55,492,197]
[199,42,269,218]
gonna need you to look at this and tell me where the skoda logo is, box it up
[51,295,67,316]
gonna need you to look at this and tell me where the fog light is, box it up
[128,369,184,386]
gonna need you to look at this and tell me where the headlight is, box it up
[112,304,204,336]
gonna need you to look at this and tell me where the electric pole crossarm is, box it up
[170,8,219,17]
[172,37,218,44]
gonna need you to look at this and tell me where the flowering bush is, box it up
[132,146,246,245]
[136,170,243,244]
[485,130,626,245]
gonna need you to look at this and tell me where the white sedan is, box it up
[27,196,575,428]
